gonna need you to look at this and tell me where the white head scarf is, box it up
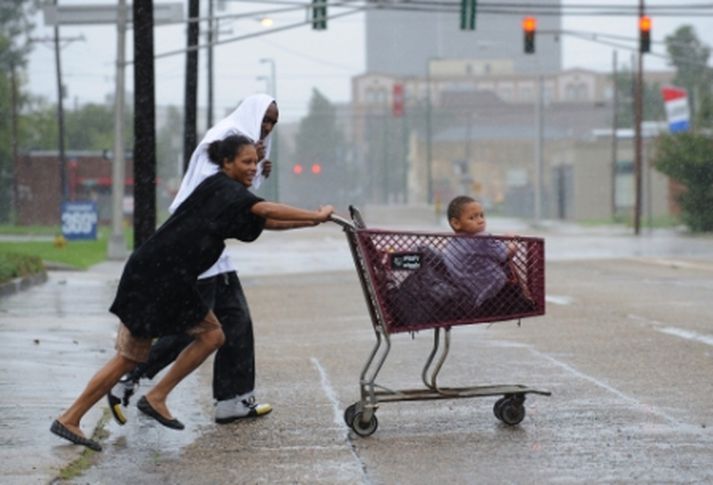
[169,93,276,213]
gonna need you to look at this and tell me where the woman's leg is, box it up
[57,353,138,437]
[136,277,218,381]
[144,320,225,419]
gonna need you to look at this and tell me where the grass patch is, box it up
[56,409,112,482]
[0,238,108,270]
[0,224,60,236]
[0,227,133,271]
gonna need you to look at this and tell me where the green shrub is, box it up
[0,253,45,284]
[654,133,713,232]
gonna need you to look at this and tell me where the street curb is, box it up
[0,270,48,298]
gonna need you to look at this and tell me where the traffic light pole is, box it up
[534,74,544,225]
[633,0,645,235]
[108,0,128,259]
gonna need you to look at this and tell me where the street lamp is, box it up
[259,58,276,99]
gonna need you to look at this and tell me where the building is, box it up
[350,67,677,221]
[15,151,136,226]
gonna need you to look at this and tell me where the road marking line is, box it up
[658,326,713,346]
[311,357,372,485]
[628,314,713,347]
[636,258,713,272]
[529,348,701,431]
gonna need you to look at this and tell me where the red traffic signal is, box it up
[639,15,651,53]
[522,17,536,54]
[292,163,322,175]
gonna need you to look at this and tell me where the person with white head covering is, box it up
[107,94,279,424]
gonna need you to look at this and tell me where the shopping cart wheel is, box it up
[344,403,359,427]
[493,397,508,421]
[351,411,378,437]
[499,400,526,426]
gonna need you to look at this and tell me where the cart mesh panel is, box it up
[354,230,545,334]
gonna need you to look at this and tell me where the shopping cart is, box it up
[330,206,550,437]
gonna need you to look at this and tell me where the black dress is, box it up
[110,172,265,338]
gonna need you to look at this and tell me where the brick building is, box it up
[16,150,134,226]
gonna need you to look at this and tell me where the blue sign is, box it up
[61,200,99,240]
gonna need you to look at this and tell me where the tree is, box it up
[291,89,350,207]
[665,25,713,128]
[0,2,36,222]
[654,133,713,232]
[156,104,182,183]
[611,67,664,128]
[654,26,713,233]
[21,100,133,152]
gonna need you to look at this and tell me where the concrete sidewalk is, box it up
[0,260,129,484]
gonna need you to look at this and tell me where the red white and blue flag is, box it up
[660,85,690,133]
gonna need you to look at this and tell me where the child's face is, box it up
[450,201,486,234]
[224,144,259,187]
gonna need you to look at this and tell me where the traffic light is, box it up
[639,15,651,53]
[292,163,323,175]
[522,16,536,54]
[460,0,477,31]
[312,0,327,30]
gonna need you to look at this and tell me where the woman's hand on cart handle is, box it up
[315,205,335,224]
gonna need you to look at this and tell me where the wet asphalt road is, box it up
[2,214,713,484]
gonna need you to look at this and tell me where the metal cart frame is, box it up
[330,207,551,437]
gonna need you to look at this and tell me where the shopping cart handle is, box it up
[329,213,355,229]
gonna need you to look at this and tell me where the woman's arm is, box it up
[264,219,318,230]
[251,201,334,224]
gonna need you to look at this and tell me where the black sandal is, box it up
[50,420,102,452]
[137,396,185,430]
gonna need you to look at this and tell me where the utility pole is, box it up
[108,0,128,259]
[610,50,619,219]
[133,0,157,248]
[425,60,434,204]
[53,0,67,206]
[183,0,200,172]
[10,61,19,222]
[207,0,214,127]
[633,0,645,235]
[534,74,544,225]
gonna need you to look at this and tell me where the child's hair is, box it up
[207,134,255,167]
[447,195,479,221]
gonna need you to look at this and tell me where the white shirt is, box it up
[169,93,276,279]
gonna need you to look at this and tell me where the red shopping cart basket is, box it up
[330,207,550,437]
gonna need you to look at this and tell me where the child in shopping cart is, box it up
[444,195,533,316]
